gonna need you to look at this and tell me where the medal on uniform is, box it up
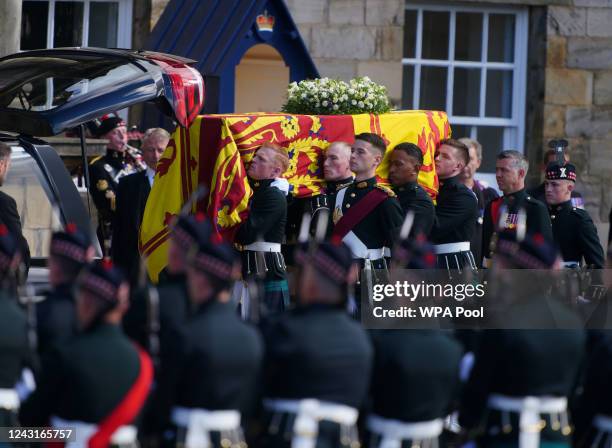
[96,179,108,191]
[333,207,343,224]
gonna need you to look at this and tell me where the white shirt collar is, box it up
[146,167,155,186]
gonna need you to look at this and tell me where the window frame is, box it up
[402,2,528,158]
[21,0,133,50]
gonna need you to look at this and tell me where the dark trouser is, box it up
[354,258,388,319]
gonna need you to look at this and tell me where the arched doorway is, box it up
[235,44,289,113]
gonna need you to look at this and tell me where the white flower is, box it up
[321,92,328,98]
[301,93,307,99]
[352,99,357,105]
[333,104,339,110]
[322,100,328,107]
[358,101,364,108]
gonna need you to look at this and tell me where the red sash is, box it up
[332,189,388,240]
[88,345,153,448]
[490,198,503,230]
[45,346,153,448]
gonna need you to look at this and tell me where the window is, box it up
[20,0,131,51]
[402,4,528,175]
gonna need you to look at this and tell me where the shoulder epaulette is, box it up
[89,155,103,165]
[375,184,396,197]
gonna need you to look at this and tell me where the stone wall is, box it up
[544,0,612,229]
[285,0,405,106]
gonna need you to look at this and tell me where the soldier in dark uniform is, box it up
[367,236,463,448]
[235,142,290,315]
[152,216,263,448]
[388,142,435,237]
[0,225,29,428]
[20,260,153,447]
[456,233,585,448]
[260,239,373,448]
[458,138,499,266]
[88,115,143,254]
[330,133,403,314]
[431,139,479,270]
[482,150,553,267]
[37,223,93,356]
[544,162,604,268]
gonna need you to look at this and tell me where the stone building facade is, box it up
[150,0,611,238]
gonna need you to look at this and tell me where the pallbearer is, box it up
[235,142,290,315]
[388,142,435,238]
[330,133,403,313]
[430,139,479,271]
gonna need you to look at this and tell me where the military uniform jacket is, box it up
[36,283,77,356]
[20,323,141,426]
[431,175,478,245]
[111,170,151,283]
[0,292,29,389]
[262,304,373,409]
[369,329,462,422]
[482,189,553,261]
[88,149,137,225]
[332,177,403,254]
[153,300,263,427]
[549,200,604,268]
[393,181,435,237]
[236,179,287,280]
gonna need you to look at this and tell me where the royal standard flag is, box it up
[140,110,450,282]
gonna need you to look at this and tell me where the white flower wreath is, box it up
[282,77,392,115]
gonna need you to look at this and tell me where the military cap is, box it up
[78,259,125,304]
[50,223,91,265]
[187,215,239,281]
[295,238,356,284]
[172,213,205,251]
[393,234,437,269]
[94,115,126,138]
[0,224,19,272]
[545,162,577,182]
[495,230,559,269]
